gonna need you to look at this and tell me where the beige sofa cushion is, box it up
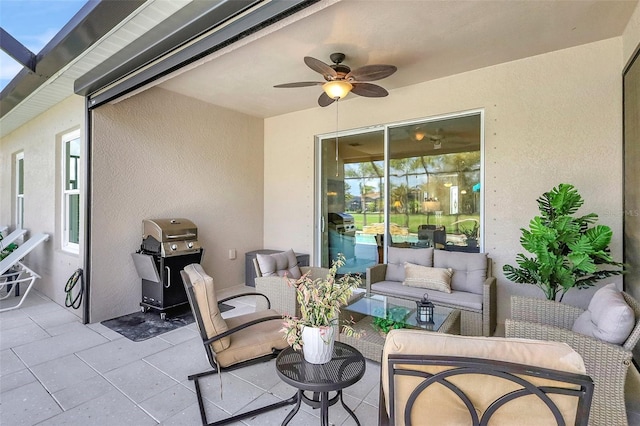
[385,247,433,282]
[403,263,453,293]
[572,283,634,345]
[256,249,302,279]
[382,330,586,426]
[184,263,230,353]
[434,250,487,295]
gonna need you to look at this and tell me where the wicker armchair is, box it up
[505,294,640,426]
[252,258,330,317]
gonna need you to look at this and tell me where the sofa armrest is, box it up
[254,267,330,317]
[483,276,497,336]
[254,276,297,317]
[366,264,387,292]
[505,319,631,364]
[510,296,584,329]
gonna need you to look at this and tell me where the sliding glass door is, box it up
[316,110,483,274]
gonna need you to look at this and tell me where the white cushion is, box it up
[256,249,302,279]
[402,263,453,293]
[571,283,634,345]
[385,247,433,282]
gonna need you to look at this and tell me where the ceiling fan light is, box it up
[414,131,426,141]
[323,80,353,99]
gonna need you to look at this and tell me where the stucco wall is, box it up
[264,37,624,324]
[623,0,640,66]
[90,88,264,322]
[0,95,85,315]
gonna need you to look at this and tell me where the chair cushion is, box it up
[382,330,586,426]
[385,247,433,282]
[256,249,302,279]
[433,250,487,295]
[402,263,453,293]
[572,283,634,345]
[216,310,288,368]
[184,264,230,353]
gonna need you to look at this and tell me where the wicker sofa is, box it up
[366,247,496,336]
[506,293,640,426]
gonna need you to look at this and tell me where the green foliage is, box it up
[0,233,18,261]
[371,307,409,334]
[460,221,479,239]
[503,184,624,301]
[281,254,362,350]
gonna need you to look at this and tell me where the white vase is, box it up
[301,325,335,364]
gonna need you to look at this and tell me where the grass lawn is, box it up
[347,212,479,234]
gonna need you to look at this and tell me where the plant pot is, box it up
[301,326,335,364]
[466,238,478,248]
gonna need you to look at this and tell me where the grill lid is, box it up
[142,218,200,257]
[143,218,197,242]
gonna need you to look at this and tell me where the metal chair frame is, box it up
[180,270,296,426]
[379,354,594,426]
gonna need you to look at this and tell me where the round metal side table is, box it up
[275,341,366,426]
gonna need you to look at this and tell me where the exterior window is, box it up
[318,111,483,274]
[62,130,80,253]
[16,152,24,229]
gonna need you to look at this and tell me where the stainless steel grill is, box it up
[133,218,203,319]
[328,212,356,261]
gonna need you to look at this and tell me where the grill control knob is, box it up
[170,244,178,251]
[187,242,194,249]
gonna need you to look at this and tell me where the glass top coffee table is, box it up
[339,292,461,361]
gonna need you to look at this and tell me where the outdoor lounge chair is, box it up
[379,329,594,426]
[0,233,49,312]
[252,249,330,317]
[1,228,27,247]
[180,263,296,426]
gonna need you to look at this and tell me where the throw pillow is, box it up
[256,249,302,279]
[571,283,634,345]
[385,247,433,282]
[402,262,453,293]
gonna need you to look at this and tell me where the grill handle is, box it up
[165,266,171,288]
[166,233,196,240]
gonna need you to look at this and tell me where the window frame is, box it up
[15,151,24,229]
[61,129,81,254]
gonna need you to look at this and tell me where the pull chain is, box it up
[335,99,340,177]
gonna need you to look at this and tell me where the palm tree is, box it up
[345,161,377,227]
[390,158,418,227]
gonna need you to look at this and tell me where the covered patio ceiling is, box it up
[0,0,636,137]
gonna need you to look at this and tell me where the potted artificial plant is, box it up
[503,183,624,302]
[281,254,361,364]
[460,221,480,248]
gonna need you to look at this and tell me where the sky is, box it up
[0,0,87,90]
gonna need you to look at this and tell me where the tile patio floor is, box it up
[0,290,379,426]
[1,289,639,425]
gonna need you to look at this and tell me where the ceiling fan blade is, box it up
[346,64,397,82]
[318,92,336,107]
[304,56,337,79]
[351,82,389,97]
[274,81,324,88]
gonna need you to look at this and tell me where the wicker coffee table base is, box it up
[339,309,461,362]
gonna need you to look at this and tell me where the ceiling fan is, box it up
[411,127,446,148]
[274,53,397,107]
